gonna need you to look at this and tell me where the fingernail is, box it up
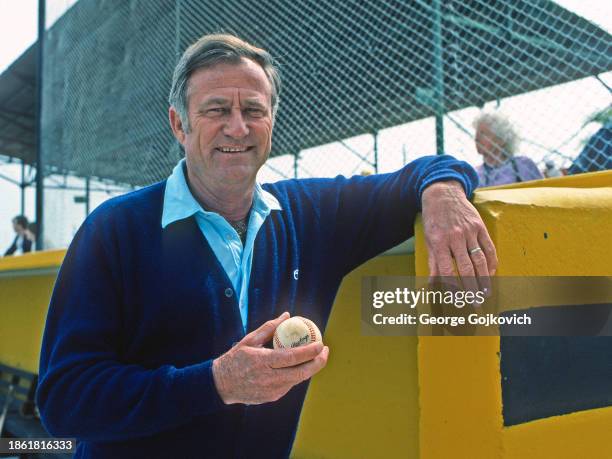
[279,311,289,319]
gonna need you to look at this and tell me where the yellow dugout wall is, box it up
[295,170,612,458]
[0,250,64,373]
[415,170,612,459]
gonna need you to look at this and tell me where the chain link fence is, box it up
[36,0,611,247]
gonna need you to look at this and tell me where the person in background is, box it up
[25,222,38,251]
[474,111,543,187]
[568,122,612,174]
[3,215,32,256]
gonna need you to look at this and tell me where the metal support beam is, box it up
[85,176,90,216]
[35,0,45,250]
[433,0,445,155]
[595,74,612,94]
[21,160,25,215]
[373,131,379,173]
[263,161,289,180]
[43,184,127,192]
[338,140,375,168]
[0,171,21,186]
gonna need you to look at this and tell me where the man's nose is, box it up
[223,109,249,139]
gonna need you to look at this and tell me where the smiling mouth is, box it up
[215,146,254,153]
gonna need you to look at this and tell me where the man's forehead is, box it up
[188,59,271,99]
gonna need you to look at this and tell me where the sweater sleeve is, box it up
[324,154,478,275]
[36,211,226,442]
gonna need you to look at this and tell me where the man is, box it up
[3,215,32,256]
[473,111,543,186]
[37,34,496,458]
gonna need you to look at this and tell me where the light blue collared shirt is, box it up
[161,159,281,331]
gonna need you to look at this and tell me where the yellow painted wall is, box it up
[0,250,64,373]
[481,169,612,191]
[416,171,612,459]
[292,253,419,459]
[0,250,65,272]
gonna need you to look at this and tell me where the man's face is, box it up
[173,58,273,188]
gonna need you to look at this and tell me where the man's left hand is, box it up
[421,181,497,287]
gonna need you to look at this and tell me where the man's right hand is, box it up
[212,312,329,405]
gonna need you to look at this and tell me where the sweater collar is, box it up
[161,158,281,229]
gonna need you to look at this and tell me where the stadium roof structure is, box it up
[0,0,610,186]
[0,43,37,165]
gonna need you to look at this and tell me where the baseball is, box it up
[273,316,322,349]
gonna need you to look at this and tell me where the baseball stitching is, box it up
[273,333,283,349]
[298,317,317,343]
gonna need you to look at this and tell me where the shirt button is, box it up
[224,288,234,298]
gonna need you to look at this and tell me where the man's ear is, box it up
[169,106,186,145]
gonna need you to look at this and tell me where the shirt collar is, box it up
[161,158,281,228]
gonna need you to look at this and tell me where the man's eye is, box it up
[206,108,225,115]
[247,108,264,117]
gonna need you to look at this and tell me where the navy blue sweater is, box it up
[36,155,477,458]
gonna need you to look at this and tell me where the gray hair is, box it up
[473,111,519,156]
[168,34,281,133]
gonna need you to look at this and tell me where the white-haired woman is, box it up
[473,112,542,186]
